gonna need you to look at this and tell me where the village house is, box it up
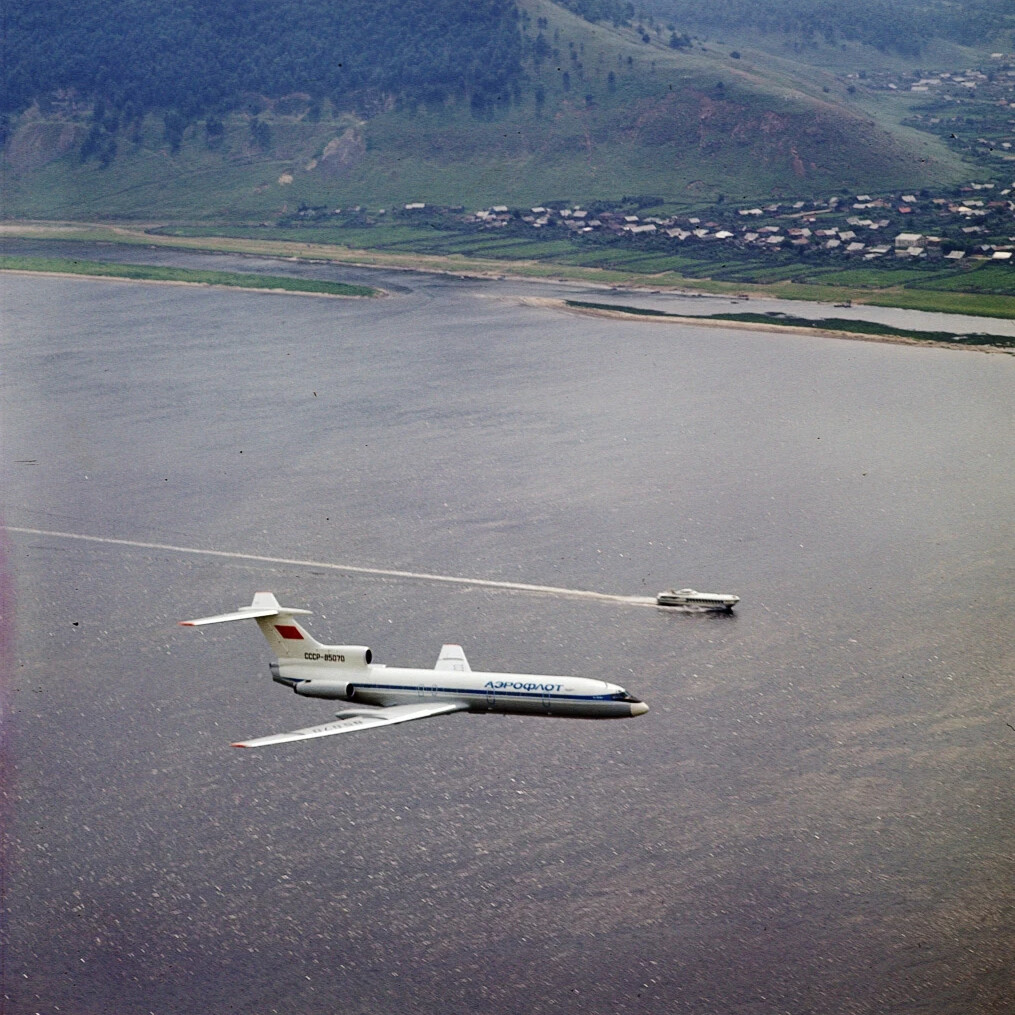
[445,174,1013,271]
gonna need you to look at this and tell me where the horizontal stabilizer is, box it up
[180,606,280,627]
[232,700,467,748]
[180,591,312,627]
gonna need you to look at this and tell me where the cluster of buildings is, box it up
[860,60,1015,162]
[436,61,1015,266]
[452,184,1015,262]
[859,64,1015,100]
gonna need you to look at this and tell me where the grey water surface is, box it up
[1,259,1012,1015]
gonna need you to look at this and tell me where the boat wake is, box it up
[8,527,662,608]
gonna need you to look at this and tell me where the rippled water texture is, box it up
[2,260,1013,1014]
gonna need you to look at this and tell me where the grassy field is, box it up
[906,263,1015,294]
[0,254,379,296]
[146,218,1015,296]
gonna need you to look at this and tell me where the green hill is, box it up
[637,1,1014,57]
[0,0,995,221]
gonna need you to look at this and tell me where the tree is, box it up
[163,111,185,154]
[249,116,271,150]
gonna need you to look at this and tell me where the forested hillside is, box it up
[639,0,1015,57]
[0,0,997,219]
[1,0,523,116]
[7,0,1011,124]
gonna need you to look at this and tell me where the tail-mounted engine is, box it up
[301,645,372,666]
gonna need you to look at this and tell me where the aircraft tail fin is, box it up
[180,591,323,658]
[435,644,471,672]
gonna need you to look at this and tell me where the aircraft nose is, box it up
[630,701,649,717]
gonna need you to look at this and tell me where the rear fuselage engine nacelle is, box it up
[293,679,356,700]
[270,644,371,700]
[299,645,372,667]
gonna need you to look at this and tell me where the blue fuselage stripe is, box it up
[342,681,614,703]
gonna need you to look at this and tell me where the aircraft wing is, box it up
[435,644,471,672]
[231,700,467,748]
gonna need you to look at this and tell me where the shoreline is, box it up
[532,298,1014,354]
[4,265,1010,353]
[0,267,385,299]
[2,233,1012,353]
[4,220,1015,321]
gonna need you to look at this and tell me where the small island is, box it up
[559,300,1014,352]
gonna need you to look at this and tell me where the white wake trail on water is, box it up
[8,527,658,606]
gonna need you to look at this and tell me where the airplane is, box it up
[180,592,649,748]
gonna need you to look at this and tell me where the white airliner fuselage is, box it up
[181,593,648,747]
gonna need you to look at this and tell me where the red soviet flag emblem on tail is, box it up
[274,624,304,640]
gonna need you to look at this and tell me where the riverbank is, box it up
[3,221,1015,320]
[539,298,1014,354]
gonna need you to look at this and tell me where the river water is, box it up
[1,250,1013,1014]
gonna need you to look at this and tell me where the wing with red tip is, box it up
[231,700,467,748]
